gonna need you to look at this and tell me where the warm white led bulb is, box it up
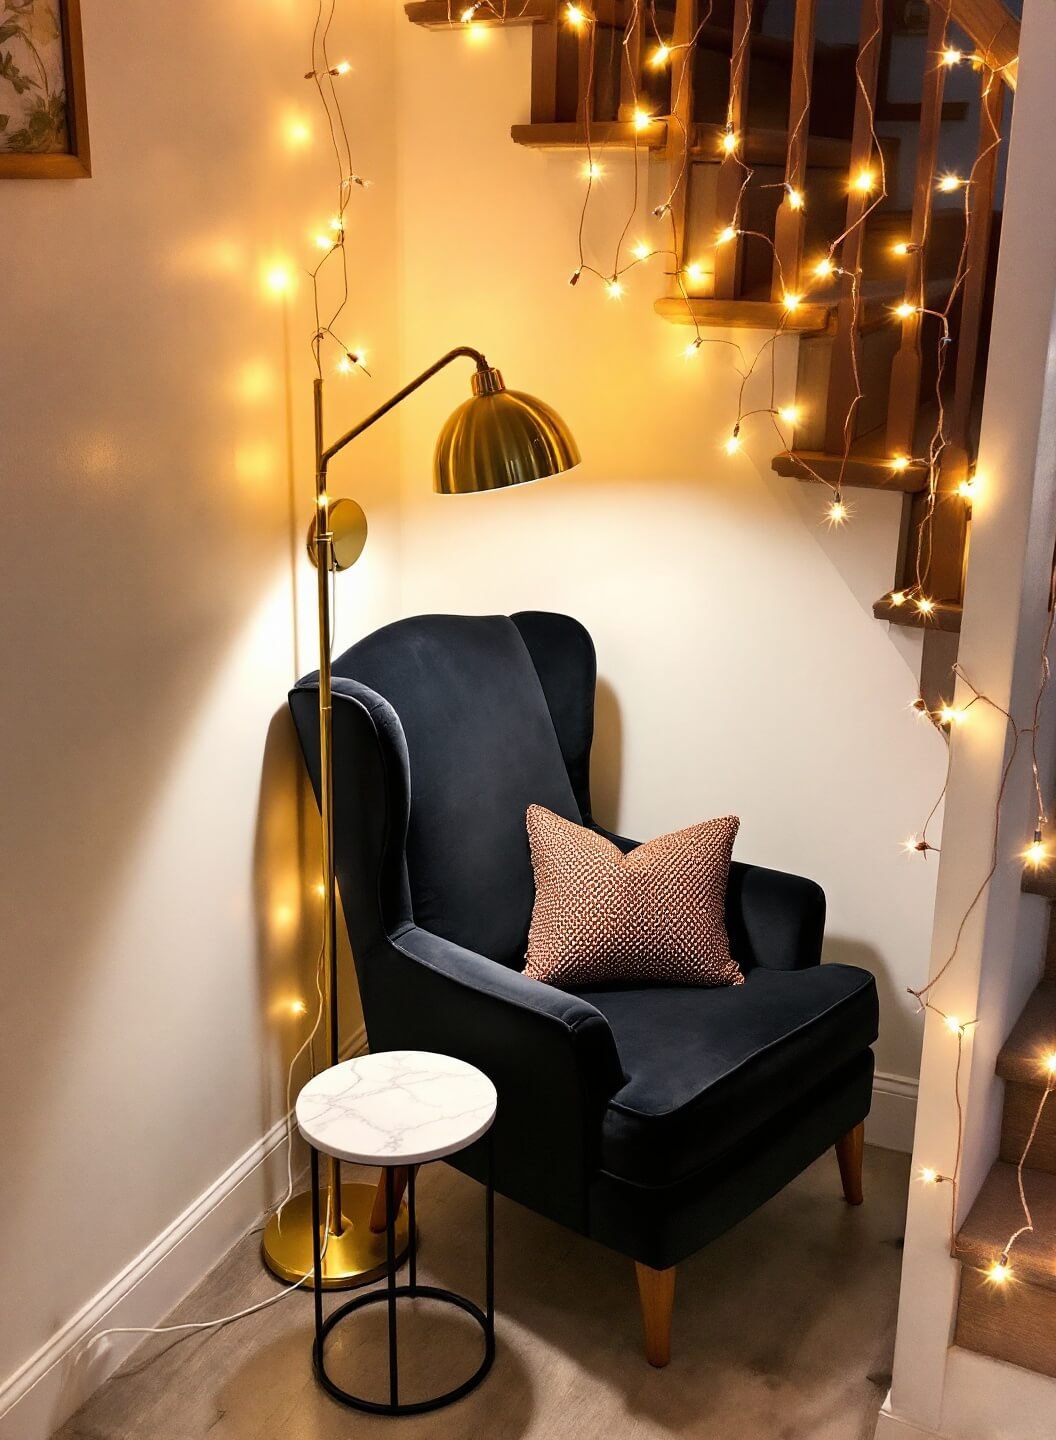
[632,240,651,261]
[938,174,965,193]
[685,261,704,283]
[787,187,804,211]
[942,47,963,67]
[717,225,738,245]
[778,405,800,425]
[721,129,738,155]
[633,107,653,131]
[651,43,671,67]
[853,169,876,194]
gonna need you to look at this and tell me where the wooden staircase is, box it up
[953,882,1056,1376]
[405,0,1020,706]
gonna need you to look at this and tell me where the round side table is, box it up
[296,1050,498,1416]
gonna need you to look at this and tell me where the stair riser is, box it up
[956,1266,1056,1377]
[999,1082,1056,1174]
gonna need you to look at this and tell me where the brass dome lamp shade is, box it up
[263,348,579,1292]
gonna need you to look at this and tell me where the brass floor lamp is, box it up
[262,347,580,1288]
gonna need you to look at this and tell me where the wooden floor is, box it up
[55,1146,910,1440]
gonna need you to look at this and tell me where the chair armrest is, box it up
[591,826,825,972]
[725,862,826,970]
[373,923,625,1229]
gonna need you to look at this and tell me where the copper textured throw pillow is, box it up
[524,805,743,988]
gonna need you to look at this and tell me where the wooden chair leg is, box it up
[835,1121,865,1206]
[368,1165,411,1233]
[635,1261,676,1367]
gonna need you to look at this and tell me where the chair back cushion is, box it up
[331,614,582,967]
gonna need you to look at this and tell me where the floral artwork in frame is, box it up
[0,0,89,177]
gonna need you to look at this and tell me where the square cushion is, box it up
[573,963,878,1187]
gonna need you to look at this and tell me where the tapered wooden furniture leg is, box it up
[369,1166,410,1234]
[635,1262,676,1367]
[836,1122,865,1206]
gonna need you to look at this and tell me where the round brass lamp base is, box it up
[262,1182,409,1290]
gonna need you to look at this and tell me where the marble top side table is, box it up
[296,1049,498,1416]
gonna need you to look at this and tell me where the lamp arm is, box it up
[319,345,488,472]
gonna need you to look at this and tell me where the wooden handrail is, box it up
[937,0,1019,90]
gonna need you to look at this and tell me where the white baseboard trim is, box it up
[0,1024,367,1440]
[867,1071,919,1154]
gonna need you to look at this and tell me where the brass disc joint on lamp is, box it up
[265,346,578,1291]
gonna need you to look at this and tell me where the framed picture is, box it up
[0,0,89,178]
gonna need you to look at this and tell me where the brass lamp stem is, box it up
[313,375,344,1238]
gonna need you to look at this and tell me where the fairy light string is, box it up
[537,2,1048,1292]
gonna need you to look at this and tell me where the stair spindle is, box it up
[771,0,818,303]
[617,0,643,122]
[823,0,884,456]
[713,0,753,301]
[530,5,560,123]
[946,71,1006,473]
[666,0,698,287]
[884,0,948,458]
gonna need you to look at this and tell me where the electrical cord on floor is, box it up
[73,956,333,1360]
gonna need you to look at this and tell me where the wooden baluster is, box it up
[823,0,883,455]
[574,1,597,129]
[917,69,1007,605]
[530,7,560,123]
[713,0,753,301]
[885,1,947,457]
[666,0,697,287]
[946,73,1005,475]
[771,0,818,303]
[618,0,643,122]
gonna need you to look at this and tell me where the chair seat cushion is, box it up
[573,963,878,1187]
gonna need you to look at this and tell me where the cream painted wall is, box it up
[393,21,947,1088]
[0,0,399,1409]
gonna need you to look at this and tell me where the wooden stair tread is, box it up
[511,121,668,151]
[406,0,550,24]
[772,447,927,492]
[956,1161,1056,1291]
[872,597,962,631]
[997,983,1056,1086]
[771,400,945,495]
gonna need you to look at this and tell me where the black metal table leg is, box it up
[312,1150,495,1415]
[485,1134,495,1351]
[385,1167,399,1408]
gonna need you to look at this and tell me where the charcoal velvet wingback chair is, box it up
[289,611,879,1366]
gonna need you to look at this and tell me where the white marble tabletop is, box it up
[296,1050,498,1165]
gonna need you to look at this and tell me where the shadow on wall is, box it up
[253,703,367,1136]
[591,675,623,831]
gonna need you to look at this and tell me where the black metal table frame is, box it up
[309,1138,495,1415]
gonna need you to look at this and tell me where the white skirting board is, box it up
[866,1071,919,1154]
[0,1047,916,1440]
[0,1025,366,1440]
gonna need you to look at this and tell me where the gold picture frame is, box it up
[0,0,90,178]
